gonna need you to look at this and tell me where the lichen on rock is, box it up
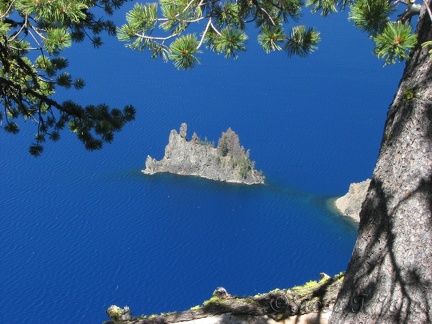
[142,123,265,185]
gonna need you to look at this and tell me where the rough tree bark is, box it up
[330,5,432,324]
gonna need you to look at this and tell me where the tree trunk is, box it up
[330,5,432,324]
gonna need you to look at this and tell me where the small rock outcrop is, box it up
[213,287,231,299]
[106,305,132,322]
[143,123,265,185]
[334,179,371,222]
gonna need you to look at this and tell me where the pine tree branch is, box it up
[9,15,29,42]
[0,76,63,110]
[423,0,432,21]
[27,29,44,48]
[198,18,213,48]
[136,32,179,42]
[251,0,278,25]
[176,0,200,18]
[211,21,222,35]
[0,0,16,19]
[259,6,277,25]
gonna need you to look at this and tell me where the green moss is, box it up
[203,296,222,306]
[319,277,331,285]
[294,280,320,290]
[290,280,321,298]
[243,297,255,303]
[385,130,392,142]
[276,313,285,320]
[403,89,416,100]
[106,305,125,320]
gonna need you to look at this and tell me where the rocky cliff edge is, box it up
[143,123,265,185]
[105,273,344,324]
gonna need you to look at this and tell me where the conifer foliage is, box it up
[348,0,421,64]
[373,21,417,65]
[118,0,426,68]
[0,0,135,156]
[117,0,321,69]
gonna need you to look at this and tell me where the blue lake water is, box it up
[0,6,404,324]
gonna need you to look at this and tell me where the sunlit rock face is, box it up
[335,179,371,222]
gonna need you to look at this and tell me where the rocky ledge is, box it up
[334,179,371,222]
[105,272,344,324]
[143,123,265,185]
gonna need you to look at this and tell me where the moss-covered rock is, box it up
[103,273,344,324]
[106,305,132,322]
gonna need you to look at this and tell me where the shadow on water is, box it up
[106,167,359,232]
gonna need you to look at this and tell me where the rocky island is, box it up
[143,123,265,185]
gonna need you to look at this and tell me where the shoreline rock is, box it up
[334,179,371,222]
[143,123,265,185]
[104,273,344,324]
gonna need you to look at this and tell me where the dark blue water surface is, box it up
[1,5,404,324]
